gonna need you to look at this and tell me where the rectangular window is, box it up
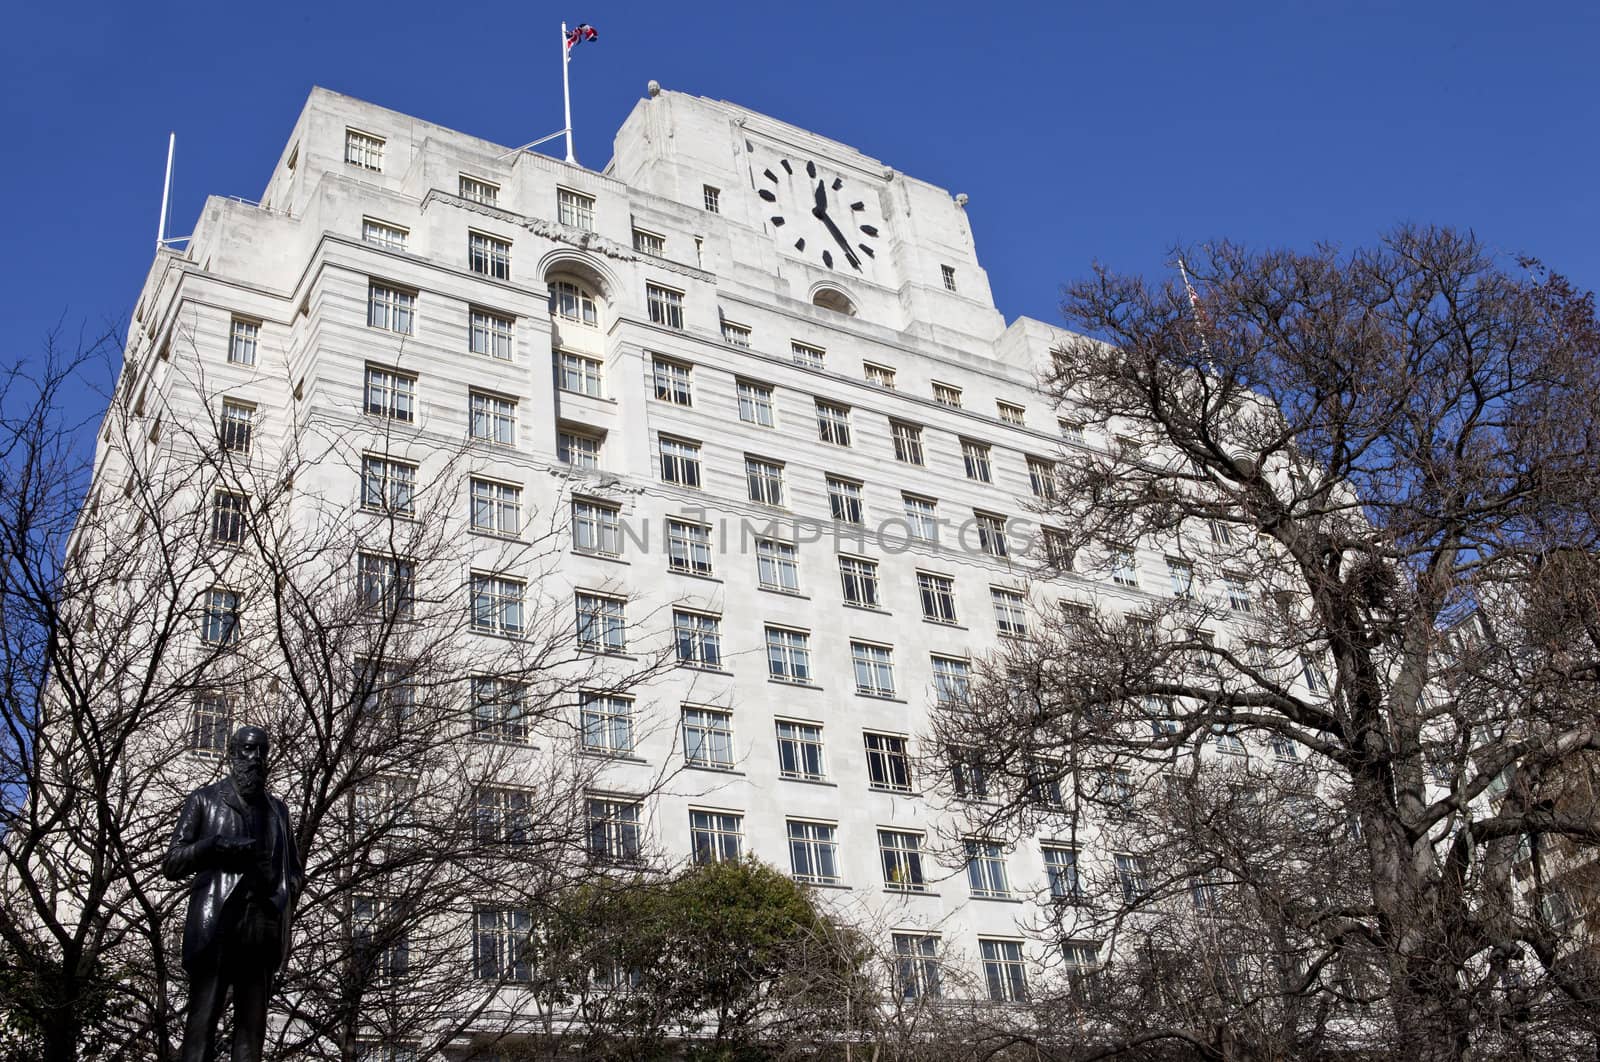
[890,421,925,465]
[355,1043,420,1062]
[557,429,602,470]
[940,264,957,292]
[932,382,963,408]
[211,490,247,545]
[345,129,384,171]
[1028,759,1065,808]
[682,708,734,770]
[931,655,971,707]
[459,174,499,205]
[557,351,603,396]
[575,592,626,652]
[790,341,825,369]
[631,227,664,256]
[702,185,721,212]
[689,809,742,864]
[190,694,233,752]
[1043,528,1074,570]
[646,284,684,329]
[1167,558,1195,599]
[1043,845,1083,903]
[787,820,839,884]
[917,572,957,624]
[838,555,880,607]
[1208,518,1234,546]
[581,692,634,754]
[469,478,520,536]
[981,939,1028,1003]
[1099,768,1135,812]
[966,840,1010,898]
[745,456,785,507]
[557,188,596,231]
[470,572,525,636]
[1225,575,1254,613]
[673,610,723,669]
[893,935,941,1000]
[550,280,598,326]
[816,401,851,446]
[361,456,416,517]
[776,721,825,780]
[228,318,258,366]
[736,379,774,426]
[878,829,926,890]
[469,308,514,360]
[658,436,701,487]
[1109,547,1139,587]
[1059,418,1085,443]
[468,232,511,280]
[469,391,517,446]
[586,796,642,862]
[865,733,912,792]
[363,365,416,421]
[1115,853,1152,901]
[362,218,408,250]
[904,494,939,543]
[1061,942,1102,1003]
[367,284,415,335]
[474,786,533,845]
[961,439,993,483]
[220,399,254,454]
[765,626,811,684]
[352,896,410,982]
[471,676,527,744]
[851,641,896,697]
[721,320,752,348]
[864,362,897,389]
[1027,457,1057,499]
[357,553,413,618]
[951,749,989,799]
[651,357,693,405]
[473,907,534,982]
[756,539,799,593]
[666,520,713,575]
[976,512,1009,558]
[1301,654,1330,694]
[997,401,1026,426]
[827,477,864,525]
[1269,734,1299,762]
[572,499,621,556]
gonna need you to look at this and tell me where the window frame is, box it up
[580,692,635,755]
[469,477,521,537]
[571,498,622,557]
[646,283,685,330]
[361,455,417,518]
[363,364,416,421]
[557,187,596,231]
[890,421,925,465]
[459,174,499,205]
[765,625,812,684]
[658,435,702,488]
[850,640,896,698]
[736,379,774,427]
[838,555,880,608]
[744,455,786,507]
[468,307,515,361]
[470,571,526,637]
[468,390,518,447]
[575,591,627,652]
[367,282,417,334]
[815,400,851,446]
[877,828,928,891]
[666,519,714,576]
[682,708,735,771]
[864,732,913,793]
[672,608,723,670]
[344,128,385,171]
[775,719,826,781]
[756,538,799,593]
[786,818,840,885]
[557,350,604,396]
[960,439,993,483]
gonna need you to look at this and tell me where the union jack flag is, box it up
[565,23,598,50]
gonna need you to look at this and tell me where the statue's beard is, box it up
[232,761,266,799]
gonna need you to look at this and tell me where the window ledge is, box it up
[677,664,730,676]
[668,569,722,583]
[757,587,809,599]
[469,528,521,541]
[854,693,907,704]
[557,390,617,405]
[571,549,628,564]
[683,764,744,776]
[579,750,648,764]
[884,887,937,896]
[769,679,823,690]
[358,507,418,523]
[577,649,640,661]
[796,880,851,891]
[970,894,1025,904]
[923,619,967,630]
[779,776,837,788]
[868,787,920,797]
[843,603,891,615]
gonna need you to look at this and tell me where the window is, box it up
[352,774,415,837]
[682,708,734,770]
[850,641,896,697]
[1061,942,1102,1003]
[367,284,415,334]
[745,456,785,506]
[878,830,927,890]
[190,694,233,753]
[469,478,520,536]
[664,520,712,575]
[658,436,701,487]
[975,512,1009,558]
[1043,528,1074,570]
[550,280,598,326]
[575,593,626,652]
[893,935,941,999]
[1043,845,1083,903]
[459,174,499,205]
[721,319,751,347]
[689,809,742,864]
[362,217,408,250]
[730,380,776,428]
[1114,853,1152,902]
[469,392,516,446]
[469,309,514,360]
[361,456,416,517]
[471,676,527,743]
[790,341,825,369]
[474,786,533,845]
[951,749,989,799]
[587,797,642,862]
[572,499,621,556]
[557,429,602,469]
[865,733,912,792]
[756,539,799,593]
[1109,547,1139,587]
[211,491,247,545]
[468,232,511,280]
[814,474,860,525]
[673,610,723,669]
[766,627,811,683]
[816,401,851,446]
[961,439,992,482]
[632,227,664,255]
[838,555,880,607]
[558,351,603,396]
[1167,558,1194,599]
[557,188,596,231]
[931,655,971,707]
[702,185,721,212]
[1117,436,1144,460]
[981,939,1027,1003]
[647,357,694,406]
[1212,726,1247,756]
[357,553,413,618]
[581,693,634,755]
[471,573,525,636]
[903,494,938,543]
[356,1043,419,1062]
[228,318,258,366]
[220,400,254,454]
[1208,519,1234,546]
[776,721,825,780]
[1025,759,1065,809]
[1099,768,1135,812]
[345,128,384,171]
[1301,654,1330,694]
[932,382,963,408]
[916,572,957,624]
[1191,868,1225,912]
[787,820,839,884]
[864,362,897,389]
[941,264,957,292]
[966,840,1010,898]
[1059,418,1085,443]
[890,421,925,465]
[1269,734,1299,762]
[1225,575,1254,613]
[646,284,684,329]
[364,365,415,421]
[1027,457,1057,499]
[997,401,1026,426]
[473,907,534,982]
[352,896,409,982]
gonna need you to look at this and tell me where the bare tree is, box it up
[929,227,1600,1061]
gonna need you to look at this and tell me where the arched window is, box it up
[812,287,857,317]
[549,278,599,327]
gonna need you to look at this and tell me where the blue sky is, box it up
[3,0,1596,382]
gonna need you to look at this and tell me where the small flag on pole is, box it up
[566,23,598,50]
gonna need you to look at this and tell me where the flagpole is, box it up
[561,22,576,164]
[156,132,175,249]
[1176,255,1213,362]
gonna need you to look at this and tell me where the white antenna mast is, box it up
[156,132,175,249]
[561,22,577,164]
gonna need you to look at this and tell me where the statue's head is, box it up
[228,726,270,799]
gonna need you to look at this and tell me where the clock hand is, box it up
[814,209,862,270]
[814,179,828,213]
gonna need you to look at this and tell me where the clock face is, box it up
[751,152,881,273]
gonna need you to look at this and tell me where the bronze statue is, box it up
[164,726,302,1062]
